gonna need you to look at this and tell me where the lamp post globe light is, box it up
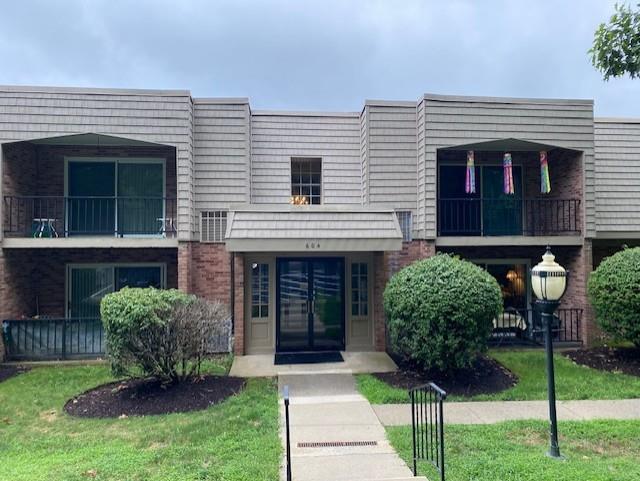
[531,246,568,459]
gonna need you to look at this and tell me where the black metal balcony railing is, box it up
[3,196,177,238]
[490,307,583,345]
[438,198,581,236]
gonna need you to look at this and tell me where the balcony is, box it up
[3,195,177,239]
[436,139,584,244]
[2,133,179,248]
[438,197,581,237]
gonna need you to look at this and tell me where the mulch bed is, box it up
[565,346,640,377]
[64,375,246,418]
[0,365,29,383]
[373,355,517,397]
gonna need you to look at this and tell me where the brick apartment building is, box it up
[0,86,638,359]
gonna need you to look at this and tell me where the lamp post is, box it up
[531,246,568,459]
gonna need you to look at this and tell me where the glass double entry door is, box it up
[276,258,345,352]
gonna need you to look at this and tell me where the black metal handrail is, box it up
[3,195,177,238]
[410,382,446,480]
[437,197,581,236]
[2,317,105,360]
[283,385,292,481]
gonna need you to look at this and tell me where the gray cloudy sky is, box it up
[1,0,638,116]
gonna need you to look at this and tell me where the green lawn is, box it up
[357,349,640,403]
[0,360,280,481]
[387,420,640,481]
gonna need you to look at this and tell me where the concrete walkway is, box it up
[374,398,640,426]
[279,373,426,481]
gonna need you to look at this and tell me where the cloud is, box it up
[0,0,637,115]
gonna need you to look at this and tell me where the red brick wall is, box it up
[0,248,178,319]
[2,143,38,197]
[177,242,233,304]
[176,241,239,352]
[373,240,436,351]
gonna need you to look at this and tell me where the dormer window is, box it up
[291,158,321,205]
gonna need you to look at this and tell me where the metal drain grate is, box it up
[297,440,378,448]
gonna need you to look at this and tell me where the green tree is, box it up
[590,3,640,80]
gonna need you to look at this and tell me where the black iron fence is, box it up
[438,198,581,236]
[3,196,177,237]
[2,317,234,361]
[2,318,105,360]
[490,307,583,345]
[283,385,292,481]
[410,382,446,480]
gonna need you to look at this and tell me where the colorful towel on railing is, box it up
[540,150,551,194]
[503,152,514,194]
[465,150,476,194]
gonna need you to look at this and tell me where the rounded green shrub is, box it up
[588,247,640,346]
[384,253,502,373]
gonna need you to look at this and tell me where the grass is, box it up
[0,357,280,481]
[356,349,640,403]
[387,420,640,481]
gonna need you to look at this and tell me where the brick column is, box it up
[233,253,245,355]
[561,241,600,346]
[580,239,600,346]
[373,252,387,351]
[177,241,192,293]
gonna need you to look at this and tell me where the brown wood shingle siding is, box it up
[594,119,640,233]
[417,95,595,238]
[193,100,250,212]
[250,113,362,205]
[365,103,417,212]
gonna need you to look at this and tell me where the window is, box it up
[251,263,269,318]
[66,158,165,236]
[474,262,528,309]
[201,211,227,242]
[68,264,165,318]
[351,262,368,317]
[291,158,321,205]
[396,211,413,242]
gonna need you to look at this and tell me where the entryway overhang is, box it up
[225,205,403,252]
